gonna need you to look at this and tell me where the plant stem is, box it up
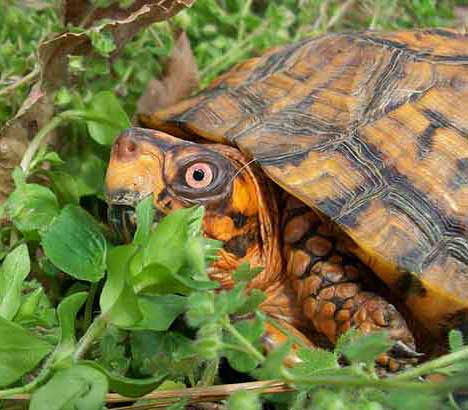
[73,314,109,362]
[237,0,252,41]
[20,114,64,174]
[0,66,40,97]
[83,282,99,333]
[222,342,256,354]
[448,393,462,410]
[221,319,265,363]
[312,0,331,32]
[393,347,468,381]
[200,21,268,80]
[200,358,220,387]
[369,0,381,29]
[326,0,355,30]
[20,109,119,175]
[0,368,50,399]
[284,370,468,393]
[0,347,59,400]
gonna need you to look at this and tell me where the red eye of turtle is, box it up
[185,163,213,188]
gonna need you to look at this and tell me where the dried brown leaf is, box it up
[62,0,196,28]
[19,0,54,10]
[41,1,196,91]
[137,31,199,116]
[0,85,54,202]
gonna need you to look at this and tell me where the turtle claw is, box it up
[390,340,424,359]
[376,340,422,372]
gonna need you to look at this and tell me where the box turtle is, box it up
[106,29,468,370]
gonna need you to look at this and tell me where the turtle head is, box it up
[106,127,281,289]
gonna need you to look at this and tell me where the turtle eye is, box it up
[185,163,213,189]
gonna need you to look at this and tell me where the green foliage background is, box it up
[0,1,468,410]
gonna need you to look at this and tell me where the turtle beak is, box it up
[107,202,138,244]
[105,127,182,242]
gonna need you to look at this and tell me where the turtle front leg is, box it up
[282,197,419,371]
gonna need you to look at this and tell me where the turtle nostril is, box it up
[125,140,137,153]
[115,136,139,161]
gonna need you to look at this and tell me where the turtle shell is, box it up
[140,29,468,334]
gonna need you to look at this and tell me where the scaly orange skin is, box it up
[106,127,420,369]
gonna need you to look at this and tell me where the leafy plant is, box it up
[0,1,466,410]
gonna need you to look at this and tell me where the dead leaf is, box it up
[62,0,196,28]
[19,0,54,10]
[137,31,199,116]
[41,1,196,91]
[0,85,54,202]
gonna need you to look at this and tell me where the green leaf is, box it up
[12,167,25,187]
[82,360,168,398]
[186,206,205,237]
[215,283,246,316]
[334,328,359,355]
[42,151,64,166]
[131,331,197,378]
[386,391,441,410]
[340,331,393,365]
[185,237,207,278]
[89,30,117,57]
[30,364,108,410]
[170,269,218,291]
[133,262,216,295]
[186,237,222,281]
[308,389,350,410]
[133,195,155,245]
[232,262,263,283]
[0,316,53,387]
[52,292,88,368]
[143,208,193,272]
[14,287,44,324]
[252,340,291,380]
[186,291,215,327]
[6,183,59,234]
[61,153,106,198]
[0,244,30,320]
[132,262,190,295]
[228,390,261,410]
[48,171,80,205]
[194,322,223,360]
[225,315,264,372]
[235,288,266,316]
[68,55,85,72]
[42,205,107,282]
[133,294,186,331]
[97,326,130,375]
[30,149,65,172]
[449,329,464,353]
[131,206,217,293]
[289,348,338,380]
[55,88,73,107]
[101,245,142,327]
[86,91,130,145]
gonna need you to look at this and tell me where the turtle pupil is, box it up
[193,169,205,181]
